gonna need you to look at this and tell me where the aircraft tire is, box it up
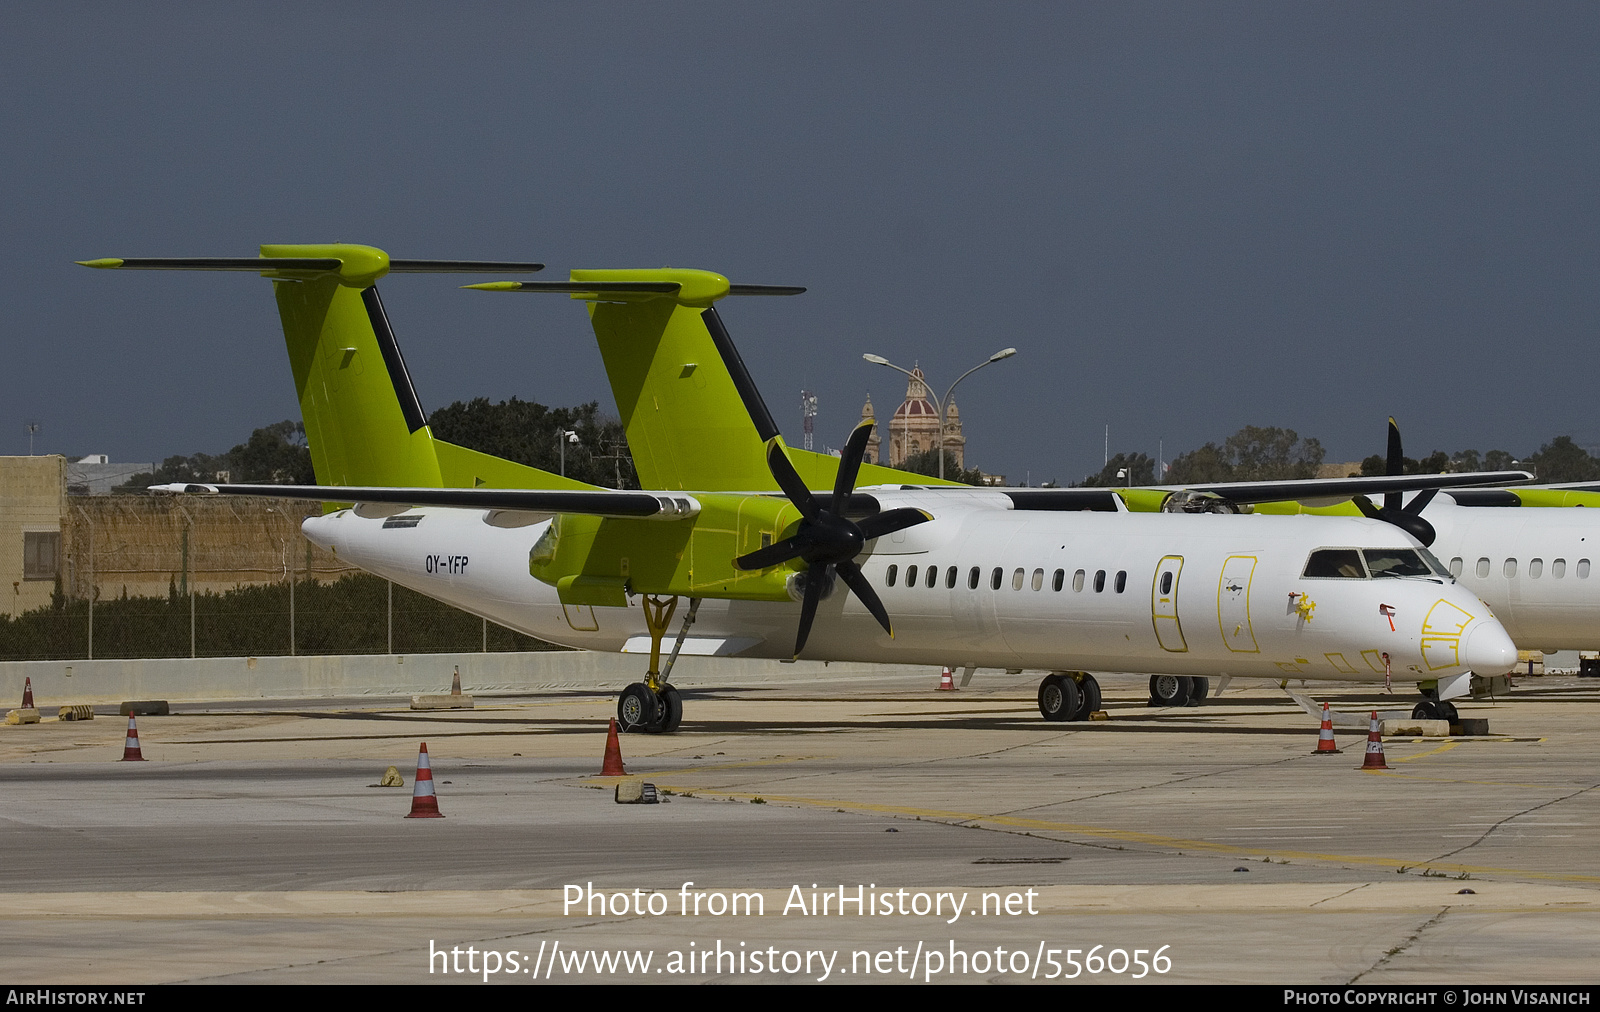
[617,682,661,732]
[658,686,684,733]
[1437,699,1459,724]
[1411,699,1441,721]
[1038,674,1080,722]
[1148,675,1192,707]
[1188,676,1209,706]
[1072,675,1102,720]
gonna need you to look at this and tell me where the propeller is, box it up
[734,421,931,655]
[701,304,930,655]
[1353,417,1438,546]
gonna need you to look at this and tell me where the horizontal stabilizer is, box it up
[464,281,805,297]
[151,482,700,520]
[78,257,544,274]
[464,281,683,295]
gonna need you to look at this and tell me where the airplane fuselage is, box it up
[302,494,1516,685]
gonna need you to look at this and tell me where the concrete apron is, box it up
[0,651,932,706]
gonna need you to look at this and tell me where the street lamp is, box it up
[861,348,1017,480]
[557,429,580,477]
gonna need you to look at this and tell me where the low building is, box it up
[0,456,356,615]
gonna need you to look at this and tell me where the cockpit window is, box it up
[1417,547,1454,580]
[1363,548,1433,578]
[1303,549,1367,579]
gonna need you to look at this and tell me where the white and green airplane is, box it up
[82,245,1522,732]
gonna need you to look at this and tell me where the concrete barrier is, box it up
[0,652,938,706]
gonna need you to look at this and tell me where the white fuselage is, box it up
[1428,496,1600,650]
[301,491,1516,685]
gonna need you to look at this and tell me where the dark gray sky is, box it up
[4,3,1597,484]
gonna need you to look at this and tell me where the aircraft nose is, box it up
[1463,619,1518,675]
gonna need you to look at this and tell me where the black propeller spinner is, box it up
[702,305,929,656]
[1351,417,1439,546]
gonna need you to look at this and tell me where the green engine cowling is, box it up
[529,492,807,607]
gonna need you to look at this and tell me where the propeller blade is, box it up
[1385,417,1404,511]
[1352,495,1383,520]
[766,439,822,520]
[1406,487,1440,515]
[835,560,893,638]
[855,507,933,542]
[793,567,825,657]
[832,421,875,513]
[734,534,810,571]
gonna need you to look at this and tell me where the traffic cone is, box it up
[405,742,444,818]
[1313,702,1342,754]
[601,718,626,776]
[450,666,462,696]
[937,667,956,691]
[21,677,34,708]
[120,713,146,761]
[1360,710,1390,770]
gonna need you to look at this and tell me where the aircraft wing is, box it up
[150,483,701,520]
[1146,469,1532,507]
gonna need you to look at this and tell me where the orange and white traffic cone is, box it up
[1313,702,1342,754]
[21,677,34,709]
[601,718,626,776]
[1360,710,1390,770]
[120,713,146,761]
[937,667,956,691]
[405,742,444,818]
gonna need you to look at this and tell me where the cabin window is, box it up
[1364,549,1432,579]
[886,564,898,587]
[1529,558,1544,579]
[1032,568,1044,591]
[969,566,980,590]
[1553,559,1567,579]
[1580,559,1591,579]
[926,565,938,589]
[1115,571,1127,593]
[1094,570,1106,593]
[1012,568,1025,591]
[1073,569,1085,592]
[1053,569,1065,592]
[1160,571,1173,595]
[1504,559,1517,579]
[945,566,957,589]
[1303,549,1366,579]
[906,564,919,586]
[991,567,1003,590]
[1476,558,1491,579]
[1449,557,1463,578]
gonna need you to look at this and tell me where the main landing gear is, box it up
[1147,675,1209,708]
[618,595,700,734]
[1037,671,1102,722]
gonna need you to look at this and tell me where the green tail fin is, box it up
[541,268,957,491]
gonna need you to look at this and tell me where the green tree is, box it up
[1167,426,1324,483]
[1078,452,1155,487]
[118,421,314,490]
[1527,436,1600,483]
[900,448,988,486]
[428,397,636,488]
